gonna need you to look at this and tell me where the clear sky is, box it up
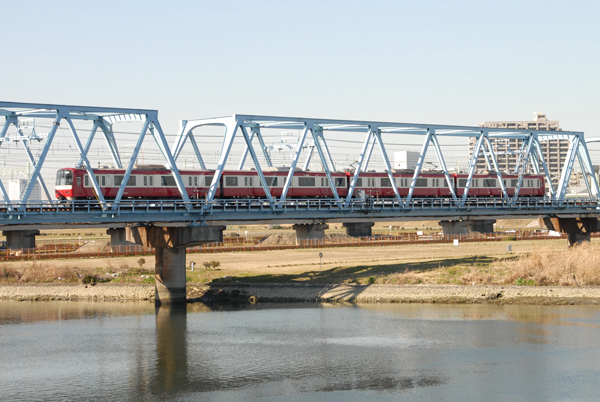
[2,0,600,190]
[2,0,599,134]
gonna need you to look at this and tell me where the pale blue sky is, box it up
[2,0,599,136]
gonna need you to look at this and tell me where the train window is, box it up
[511,179,518,187]
[56,170,73,186]
[149,176,153,186]
[265,177,278,186]
[381,178,392,187]
[144,176,147,186]
[444,179,450,187]
[336,178,345,187]
[188,177,192,186]
[77,177,81,187]
[102,176,106,186]
[298,177,315,186]
[205,176,213,186]
[84,175,89,187]
[244,177,248,187]
[458,179,467,187]
[321,177,324,187]
[415,178,428,187]
[483,179,496,187]
[161,176,176,186]
[355,178,362,187]
[225,177,238,187]
[194,177,198,187]
[95,175,100,186]
[249,177,253,187]
[115,175,137,186]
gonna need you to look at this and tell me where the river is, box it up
[1,300,599,401]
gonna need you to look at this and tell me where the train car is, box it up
[455,173,545,197]
[347,171,453,198]
[56,167,211,200]
[220,169,348,198]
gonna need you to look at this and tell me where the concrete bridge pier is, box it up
[343,222,374,237]
[439,220,496,235]
[2,230,40,250]
[106,228,136,252]
[293,223,329,242]
[127,225,225,305]
[539,217,600,247]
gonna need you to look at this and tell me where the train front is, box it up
[55,168,75,200]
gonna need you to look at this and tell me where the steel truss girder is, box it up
[176,115,596,206]
[0,102,190,210]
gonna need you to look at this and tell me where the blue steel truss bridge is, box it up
[0,101,598,231]
[4,101,600,303]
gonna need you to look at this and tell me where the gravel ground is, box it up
[2,283,600,305]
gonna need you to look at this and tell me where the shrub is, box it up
[202,260,221,270]
[137,258,146,268]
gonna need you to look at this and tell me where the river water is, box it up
[1,301,600,401]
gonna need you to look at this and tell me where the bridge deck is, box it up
[0,198,597,230]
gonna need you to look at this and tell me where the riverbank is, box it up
[2,283,600,305]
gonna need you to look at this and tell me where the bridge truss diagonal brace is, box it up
[204,118,275,205]
[481,133,507,201]
[373,129,401,202]
[19,114,62,206]
[407,129,433,204]
[511,133,536,202]
[239,125,274,203]
[532,136,555,199]
[238,126,272,170]
[0,117,15,207]
[460,131,485,206]
[0,115,53,204]
[556,134,581,203]
[149,118,192,208]
[172,120,206,170]
[277,123,340,208]
[65,117,107,207]
[430,133,458,202]
[576,138,600,199]
[310,126,341,204]
[345,127,376,207]
[77,118,123,169]
[11,119,52,201]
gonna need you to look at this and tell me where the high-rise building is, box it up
[469,112,568,186]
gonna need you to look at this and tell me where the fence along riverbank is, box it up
[0,230,585,261]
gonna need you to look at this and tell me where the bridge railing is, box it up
[0,197,597,217]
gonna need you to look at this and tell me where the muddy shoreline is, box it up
[2,283,600,305]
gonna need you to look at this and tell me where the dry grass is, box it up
[0,259,154,284]
[495,243,600,286]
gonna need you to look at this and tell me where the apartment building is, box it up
[469,112,568,186]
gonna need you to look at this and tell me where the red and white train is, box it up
[55,166,546,200]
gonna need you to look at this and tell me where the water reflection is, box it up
[1,302,600,401]
[153,304,188,395]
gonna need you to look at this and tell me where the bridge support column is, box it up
[106,228,136,252]
[539,217,600,247]
[2,230,40,250]
[439,220,496,235]
[127,225,225,305]
[292,223,329,242]
[343,222,374,237]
